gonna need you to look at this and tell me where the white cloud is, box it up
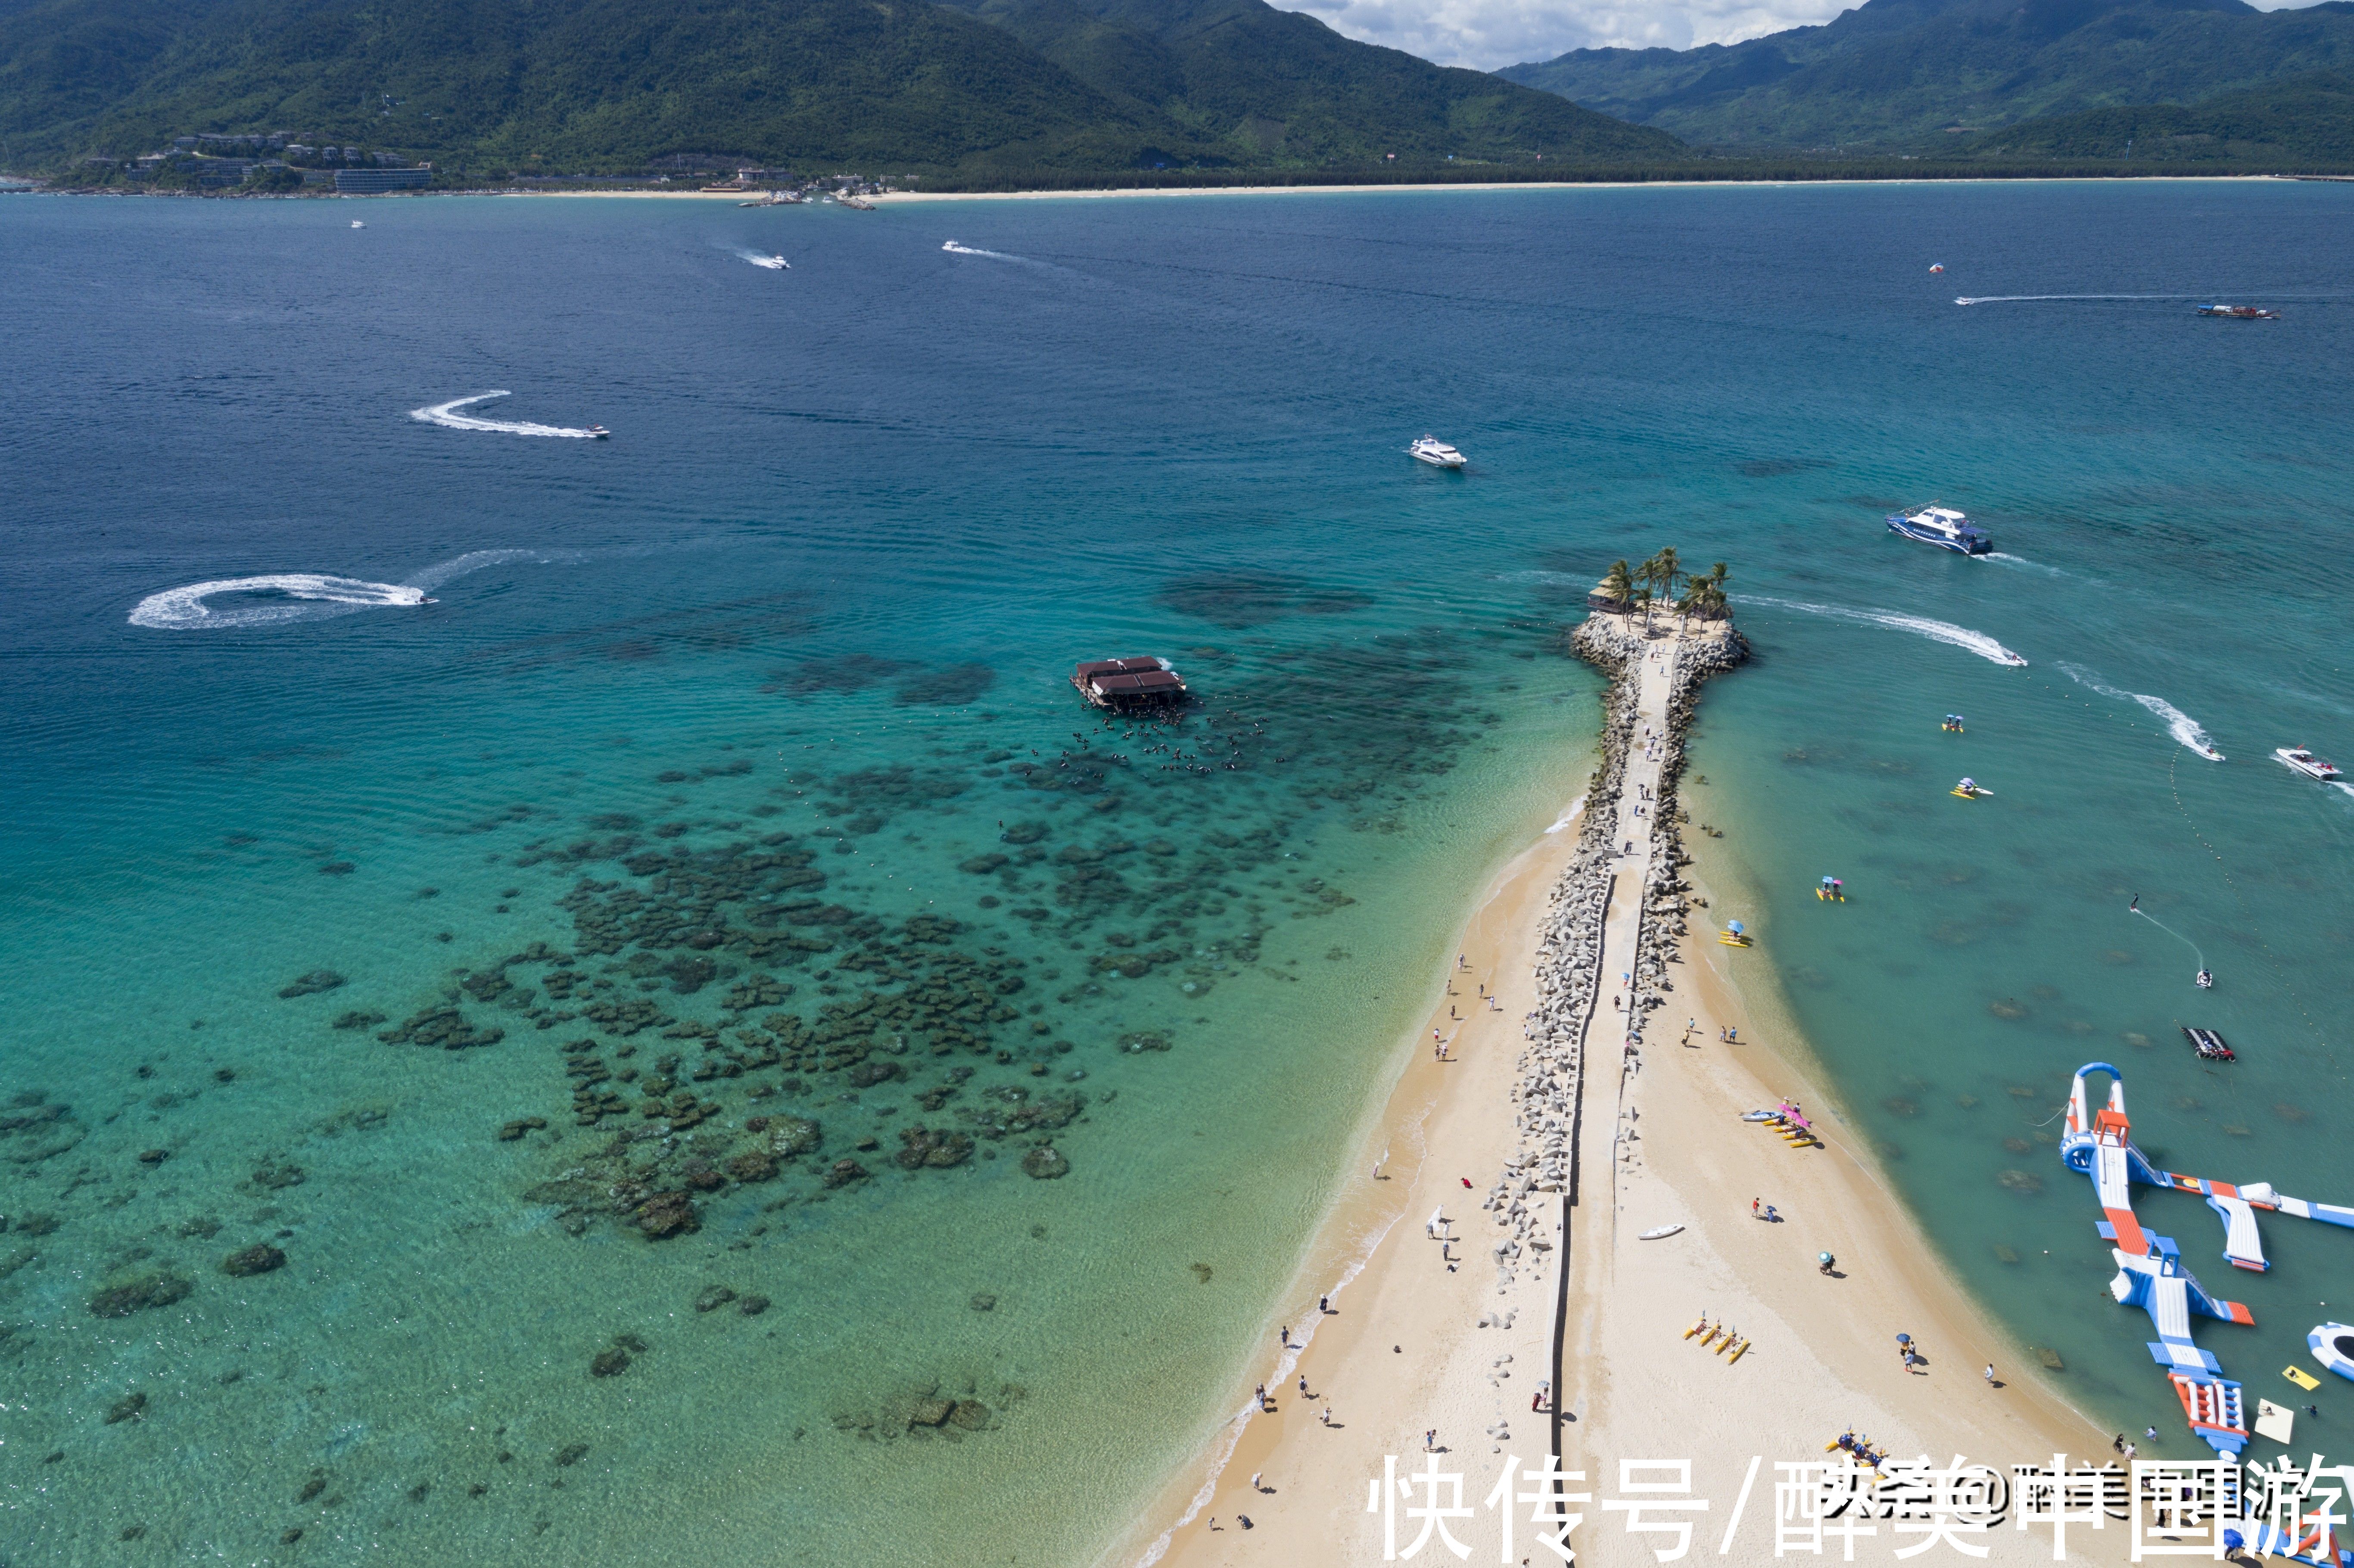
[1285,0,2337,72]
[1281,0,1854,69]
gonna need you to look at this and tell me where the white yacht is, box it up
[1409,436,1466,469]
[2274,746,2341,781]
[1886,502,1991,555]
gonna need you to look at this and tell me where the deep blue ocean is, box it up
[2,180,2350,1563]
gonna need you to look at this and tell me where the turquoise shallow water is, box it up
[1,180,2350,1559]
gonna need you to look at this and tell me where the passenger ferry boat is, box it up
[2274,746,2342,780]
[1408,436,1466,469]
[1886,503,1992,555]
[2197,305,2279,320]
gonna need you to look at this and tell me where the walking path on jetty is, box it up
[1139,604,2097,1568]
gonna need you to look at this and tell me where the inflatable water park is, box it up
[2063,1063,2354,1457]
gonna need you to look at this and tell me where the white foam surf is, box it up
[942,240,1020,261]
[129,574,429,630]
[131,549,579,630]
[2333,782,2354,805]
[1954,294,2198,306]
[2058,664,2224,759]
[409,391,605,438]
[1744,596,2028,666]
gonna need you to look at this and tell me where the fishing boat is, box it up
[2197,305,2279,320]
[1408,436,1466,469]
[2274,746,2342,780]
[2182,1027,2234,1062]
[1071,656,1186,711]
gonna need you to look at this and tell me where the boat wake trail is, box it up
[1954,294,2201,307]
[409,392,604,438]
[1983,552,2067,577]
[2059,664,2224,760]
[1744,596,2028,666]
[130,574,429,630]
[2333,781,2354,806]
[732,249,789,271]
[131,549,579,630]
[942,240,1023,262]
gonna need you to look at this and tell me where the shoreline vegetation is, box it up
[13,165,2354,199]
[1130,563,2099,1566]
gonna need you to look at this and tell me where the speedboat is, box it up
[351,221,365,229]
[748,254,789,270]
[586,425,610,439]
[2197,305,2278,320]
[1887,503,1992,555]
[2275,746,2341,780]
[1408,436,1466,469]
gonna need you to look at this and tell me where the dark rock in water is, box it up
[18,1213,60,1237]
[177,1215,221,1239]
[332,1010,387,1031]
[298,1473,327,1503]
[633,1191,700,1238]
[738,1294,770,1316]
[682,1160,725,1192]
[281,1528,304,1545]
[854,1136,880,1152]
[1000,822,1047,846]
[103,1391,147,1424]
[1119,1031,1173,1053]
[554,1443,590,1467]
[378,1006,504,1050]
[498,1116,549,1142]
[1021,1146,1071,1180]
[318,862,355,876]
[895,1125,975,1170]
[693,1285,737,1313]
[767,1117,822,1157]
[823,1158,869,1188]
[88,1272,191,1318]
[590,1347,630,1377]
[407,1482,431,1504]
[908,1397,955,1428]
[948,1400,991,1431]
[277,971,347,999]
[222,1244,286,1277]
[137,1148,168,1165]
[250,1160,306,1191]
[726,1150,777,1183]
[847,1059,902,1089]
[664,955,718,993]
[969,1293,996,1312]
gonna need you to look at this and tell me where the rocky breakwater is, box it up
[1480,607,1746,1282]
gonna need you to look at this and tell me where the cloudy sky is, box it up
[1284,0,2317,72]
[1285,0,1856,69]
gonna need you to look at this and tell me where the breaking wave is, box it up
[2059,664,2224,759]
[409,392,605,438]
[1744,596,2028,666]
[131,549,578,630]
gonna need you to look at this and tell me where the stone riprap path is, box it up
[1481,606,1746,1449]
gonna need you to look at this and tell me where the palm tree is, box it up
[1597,559,1634,611]
[1651,546,1682,605]
[1679,562,1731,621]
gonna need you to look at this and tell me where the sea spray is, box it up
[131,550,577,629]
[410,392,606,438]
[2058,663,2224,759]
[129,574,429,630]
[1743,596,2028,667]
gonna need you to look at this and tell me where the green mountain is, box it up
[1962,67,2354,160]
[1496,0,2354,150]
[0,0,1682,173]
[934,0,1680,164]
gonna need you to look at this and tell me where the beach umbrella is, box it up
[1895,1333,1912,1344]
[1818,1252,1833,1264]
[1728,921,1745,936]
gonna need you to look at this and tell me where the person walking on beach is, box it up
[1984,1364,1996,1385]
[1298,1375,1309,1398]
[1321,1406,1331,1425]
[1280,1325,1290,1348]
[1751,1198,1759,1218]
[1319,1295,1330,1314]
[1250,1472,1263,1493]
[1425,1429,1437,1452]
